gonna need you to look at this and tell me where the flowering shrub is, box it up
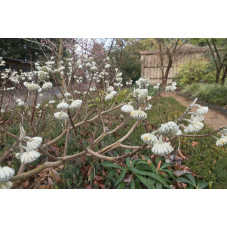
[0,50,226,189]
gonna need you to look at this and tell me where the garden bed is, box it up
[176,91,227,116]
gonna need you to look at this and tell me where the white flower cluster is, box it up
[42,82,53,90]
[158,121,182,137]
[15,98,26,107]
[0,165,15,189]
[126,79,133,86]
[152,136,174,156]
[154,83,160,90]
[136,78,150,89]
[57,99,69,110]
[54,99,70,120]
[24,82,40,92]
[141,133,158,146]
[114,68,123,87]
[181,101,208,133]
[105,86,117,101]
[15,136,42,164]
[54,111,68,120]
[133,88,148,102]
[70,99,82,109]
[141,134,173,156]
[165,82,177,92]
[216,128,227,147]
[121,104,134,113]
[130,109,147,120]
[0,57,6,66]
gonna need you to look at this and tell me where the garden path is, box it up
[161,91,227,131]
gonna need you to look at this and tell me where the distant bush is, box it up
[174,58,215,87]
[181,83,227,107]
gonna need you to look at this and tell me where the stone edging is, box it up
[176,91,227,116]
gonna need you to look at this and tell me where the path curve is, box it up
[161,91,227,130]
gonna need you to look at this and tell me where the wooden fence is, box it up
[141,45,210,84]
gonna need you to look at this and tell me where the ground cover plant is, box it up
[180,83,227,107]
[0,41,226,189]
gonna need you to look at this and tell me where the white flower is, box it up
[196,106,209,115]
[121,104,134,113]
[133,88,148,101]
[20,150,41,164]
[116,77,123,82]
[141,133,158,145]
[184,120,204,133]
[154,85,159,90]
[57,100,69,110]
[70,100,82,109]
[130,110,147,120]
[54,111,68,120]
[159,121,180,137]
[49,100,55,104]
[165,85,176,92]
[90,66,97,72]
[1,108,5,113]
[18,101,25,106]
[105,91,117,101]
[145,104,152,110]
[136,78,150,88]
[25,137,42,150]
[105,64,111,69]
[25,82,40,91]
[190,114,204,122]
[152,136,173,156]
[42,82,53,90]
[216,136,227,147]
[107,86,114,93]
[0,166,15,183]
[86,62,92,68]
[64,92,72,98]
[0,181,13,189]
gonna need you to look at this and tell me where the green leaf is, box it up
[197,179,209,189]
[185,174,197,187]
[160,163,172,169]
[155,182,163,189]
[126,157,131,168]
[135,174,155,189]
[117,181,126,189]
[177,177,195,187]
[101,161,125,171]
[130,178,135,189]
[115,170,127,187]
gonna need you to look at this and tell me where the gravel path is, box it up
[161,91,227,130]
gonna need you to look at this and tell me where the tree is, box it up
[152,38,185,85]
[110,38,154,82]
[0,38,48,62]
[189,38,227,85]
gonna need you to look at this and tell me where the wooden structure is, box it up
[0,57,32,73]
[141,44,210,84]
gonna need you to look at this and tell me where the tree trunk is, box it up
[163,49,173,86]
[221,65,227,85]
[157,39,165,85]
[57,38,66,91]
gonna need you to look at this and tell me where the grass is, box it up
[180,83,227,107]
